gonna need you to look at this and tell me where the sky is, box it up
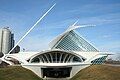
[0,0,120,60]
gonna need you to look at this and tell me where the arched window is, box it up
[30,51,85,63]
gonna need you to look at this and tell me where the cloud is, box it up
[19,34,53,51]
[20,12,120,52]
[77,13,120,25]
[102,35,112,38]
[0,1,119,53]
[56,2,120,25]
[0,10,32,41]
[98,41,120,52]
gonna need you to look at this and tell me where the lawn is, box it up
[0,66,42,80]
[0,65,120,80]
[70,65,120,80]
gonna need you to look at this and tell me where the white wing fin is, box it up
[66,25,96,32]
[49,21,95,49]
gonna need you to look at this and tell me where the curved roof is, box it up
[4,50,83,64]
[28,49,82,60]
[29,49,85,63]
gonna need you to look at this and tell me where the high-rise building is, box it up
[0,27,17,54]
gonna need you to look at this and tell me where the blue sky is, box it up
[0,0,120,59]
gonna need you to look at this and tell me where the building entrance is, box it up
[42,67,72,78]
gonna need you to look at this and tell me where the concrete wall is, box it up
[22,65,42,77]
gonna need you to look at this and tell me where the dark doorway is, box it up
[42,67,72,78]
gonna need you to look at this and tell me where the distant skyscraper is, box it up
[0,27,18,54]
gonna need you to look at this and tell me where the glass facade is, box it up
[91,56,107,64]
[52,31,98,52]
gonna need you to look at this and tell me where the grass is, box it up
[0,65,120,80]
[70,65,120,80]
[0,66,42,80]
